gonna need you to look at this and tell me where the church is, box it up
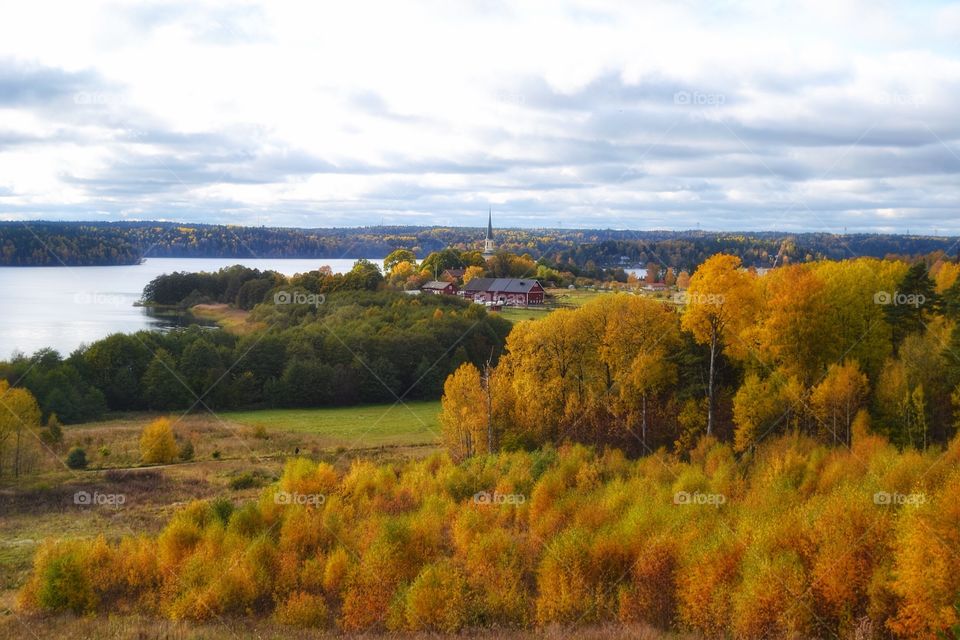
[482,208,496,258]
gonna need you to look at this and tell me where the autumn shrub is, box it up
[140,417,178,464]
[535,527,599,625]
[18,433,960,638]
[676,533,743,637]
[808,487,894,633]
[274,590,329,627]
[401,560,469,632]
[730,549,813,638]
[19,541,99,614]
[887,470,960,637]
[339,539,413,631]
[461,527,532,626]
[618,534,678,629]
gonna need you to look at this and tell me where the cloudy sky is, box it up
[1,1,959,232]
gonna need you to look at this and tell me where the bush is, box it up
[139,417,178,464]
[19,433,960,638]
[228,472,260,490]
[40,413,64,447]
[178,439,194,461]
[65,447,87,470]
[403,561,468,632]
[274,590,329,627]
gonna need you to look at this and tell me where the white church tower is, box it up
[483,208,496,257]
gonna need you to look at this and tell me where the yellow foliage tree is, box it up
[733,372,792,452]
[681,254,759,434]
[463,265,485,284]
[439,363,490,460]
[0,380,41,478]
[139,417,178,464]
[810,361,869,446]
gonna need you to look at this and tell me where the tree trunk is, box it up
[15,428,21,479]
[642,394,648,450]
[485,367,494,454]
[707,333,717,436]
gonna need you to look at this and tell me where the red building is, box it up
[421,280,458,295]
[462,278,545,305]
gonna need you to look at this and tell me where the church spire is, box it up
[483,208,496,256]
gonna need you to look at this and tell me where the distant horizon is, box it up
[3,218,960,239]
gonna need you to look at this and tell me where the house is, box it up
[421,280,458,295]
[441,268,465,281]
[642,283,670,292]
[462,278,545,306]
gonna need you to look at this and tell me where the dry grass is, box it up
[189,303,265,335]
[0,614,684,640]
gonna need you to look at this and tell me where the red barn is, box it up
[462,278,545,305]
[421,280,458,295]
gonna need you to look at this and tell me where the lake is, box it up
[0,258,379,358]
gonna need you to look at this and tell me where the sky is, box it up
[0,1,959,233]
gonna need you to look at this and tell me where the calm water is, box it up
[0,258,379,358]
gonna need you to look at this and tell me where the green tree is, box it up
[885,262,938,349]
[383,249,417,273]
[142,349,191,410]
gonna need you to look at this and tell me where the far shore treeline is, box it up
[2,220,959,270]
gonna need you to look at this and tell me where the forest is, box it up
[2,220,958,272]
[439,255,960,456]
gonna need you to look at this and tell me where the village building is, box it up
[421,280,458,295]
[441,268,465,281]
[462,277,545,306]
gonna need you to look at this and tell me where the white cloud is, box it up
[0,0,959,231]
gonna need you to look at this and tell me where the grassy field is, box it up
[493,306,553,323]
[494,287,674,324]
[224,401,440,448]
[545,287,614,307]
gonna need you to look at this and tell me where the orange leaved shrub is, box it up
[18,434,960,637]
